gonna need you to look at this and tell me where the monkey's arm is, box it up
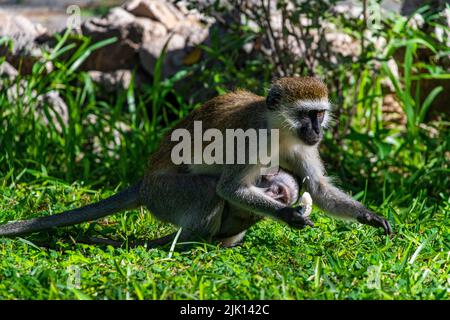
[289,155,392,234]
[0,182,142,237]
[216,165,313,229]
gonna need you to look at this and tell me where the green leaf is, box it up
[71,288,93,300]
[418,86,443,124]
[68,37,118,73]
[404,43,414,98]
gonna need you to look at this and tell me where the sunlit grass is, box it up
[0,181,448,299]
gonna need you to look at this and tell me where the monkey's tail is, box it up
[0,182,142,237]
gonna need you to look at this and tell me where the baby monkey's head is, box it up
[259,170,299,206]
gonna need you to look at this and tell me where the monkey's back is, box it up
[147,90,267,171]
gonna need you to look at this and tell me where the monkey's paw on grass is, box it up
[357,210,393,235]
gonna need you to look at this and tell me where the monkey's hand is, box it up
[357,210,392,235]
[276,206,314,229]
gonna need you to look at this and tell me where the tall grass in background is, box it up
[0,31,193,189]
[348,6,450,201]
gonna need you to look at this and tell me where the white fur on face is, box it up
[293,100,331,112]
[278,100,333,129]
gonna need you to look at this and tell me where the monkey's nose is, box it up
[312,124,320,135]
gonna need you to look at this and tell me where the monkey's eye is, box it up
[298,111,308,119]
[317,110,325,118]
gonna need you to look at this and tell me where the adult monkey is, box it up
[0,77,392,246]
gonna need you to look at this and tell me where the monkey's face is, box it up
[269,103,329,146]
[266,77,331,146]
[296,109,326,145]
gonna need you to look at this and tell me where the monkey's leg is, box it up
[141,173,224,241]
[216,231,247,248]
[81,173,228,249]
[213,201,261,247]
[215,169,302,247]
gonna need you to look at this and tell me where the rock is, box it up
[0,10,47,48]
[172,20,209,47]
[123,0,209,78]
[401,0,448,16]
[0,61,19,80]
[124,0,182,29]
[79,3,209,76]
[135,17,167,40]
[324,28,361,63]
[0,10,49,74]
[37,91,70,133]
[382,94,407,129]
[4,77,69,133]
[83,114,131,158]
[59,1,210,79]
[0,60,69,132]
[139,33,187,78]
[79,7,145,71]
[1,0,211,81]
[88,69,133,91]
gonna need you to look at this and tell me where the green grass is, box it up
[0,181,448,299]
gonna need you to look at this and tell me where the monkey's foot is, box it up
[357,211,393,235]
[217,231,247,248]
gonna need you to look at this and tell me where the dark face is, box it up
[297,110,326,145]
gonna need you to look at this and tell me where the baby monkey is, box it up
[0,76,392,248]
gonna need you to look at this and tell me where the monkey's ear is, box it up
[266,86,282,110]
